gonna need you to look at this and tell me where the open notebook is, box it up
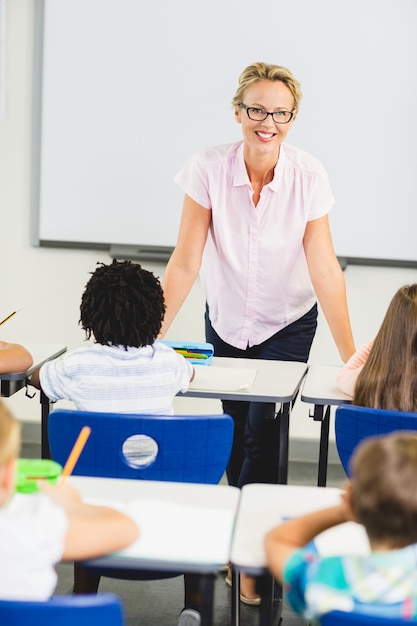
[86,498,235,565]
[188,366,258,393]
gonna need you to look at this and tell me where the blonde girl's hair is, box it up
[354,284,417,412]
[351,432,417,547]
[231,62,302,113]
[0,399,21,465]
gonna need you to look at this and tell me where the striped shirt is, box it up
[39,342,193,414]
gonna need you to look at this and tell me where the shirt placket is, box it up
[241,199,260,347]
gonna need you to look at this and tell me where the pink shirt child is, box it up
[337,338,375,397]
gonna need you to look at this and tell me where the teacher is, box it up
[161,62,355,489]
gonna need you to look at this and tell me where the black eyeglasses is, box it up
[239,103,294,125]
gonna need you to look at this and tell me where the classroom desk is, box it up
[69,475,240,626]
[229,483,369,626]
[300,364,352,487]
[0,343,67,459]
[181,357,308,484]
[39,354,306,482]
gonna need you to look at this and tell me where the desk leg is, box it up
[231,566,240,626]
[272,582,283,626]
[278,402,290,485]
[40,390,52,460]
[317,405,331,487]
[257,573,275,626]
[199,573,215,626]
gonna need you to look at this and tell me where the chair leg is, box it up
[73,562,101,594]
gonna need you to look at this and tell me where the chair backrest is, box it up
[335,404,417,477]
[48,408,234,484]
[0,593,124,626]
[320,610,415,625]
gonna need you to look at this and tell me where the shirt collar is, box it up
[232,141,287,191]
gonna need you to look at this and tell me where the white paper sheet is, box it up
[189,367,258,392]
[87,498,234,565]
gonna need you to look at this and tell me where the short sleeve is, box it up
[174,152,212,209]
[173,351,194,392]
[39,356,72,402]
[283,544,320,617]
[0,493,68,600]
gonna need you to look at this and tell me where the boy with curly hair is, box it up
[31,259,193,413]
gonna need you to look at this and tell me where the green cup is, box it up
[16,458,63,494]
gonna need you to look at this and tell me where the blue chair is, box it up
[335,404,417,478]
[48,408,234,591]
[48,408,233,484]
[320,610,415,625]
[0,593,124,626]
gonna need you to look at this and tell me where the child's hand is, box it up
[37,478,83,507]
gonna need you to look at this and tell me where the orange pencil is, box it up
[61,426,91,477]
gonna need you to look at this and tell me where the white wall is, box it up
[1,1,417,462]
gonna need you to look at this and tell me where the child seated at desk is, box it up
[0,399,139,601]
[30,259,194,412]
[337,283,417,410]
[29,259,196,624]
[0,340,32,373]
[265,431,417,621]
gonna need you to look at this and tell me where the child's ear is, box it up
[341,481,360,523]
[0,459,16,505]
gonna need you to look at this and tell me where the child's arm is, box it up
[39,479,140,561]
[0,341,33,373]
[265,501,350,584]
[336,338,374,396]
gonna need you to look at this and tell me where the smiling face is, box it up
[235,79,295,158]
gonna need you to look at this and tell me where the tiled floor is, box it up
[22,441,346,625]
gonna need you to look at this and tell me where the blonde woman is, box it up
[161,62,355,615]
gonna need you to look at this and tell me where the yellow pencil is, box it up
[0,308,20,326]
[61,426,91,477]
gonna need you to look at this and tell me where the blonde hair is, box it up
[354,284,417,412]
[351,432,417,547]
[231,62,302,113]
[0,399,21,465]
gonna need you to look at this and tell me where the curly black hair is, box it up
[79,259,166,348]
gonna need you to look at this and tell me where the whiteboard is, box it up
[35,0,417,264]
